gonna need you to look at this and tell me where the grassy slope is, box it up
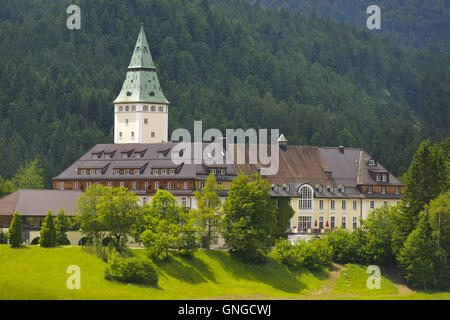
[0,245,326,300]
[0,245,449,300]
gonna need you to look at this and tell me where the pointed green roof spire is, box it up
[128,24,156,70]
[114,25,169,104]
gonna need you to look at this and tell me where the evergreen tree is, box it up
[39,211,57,247]
[193,173,222,249]
[397,211,437,289]
[12,159,44,190]
[392,140,446,256]
[222,174,276,261]
[7,211,23,247]
[272,198,295,240]
[55,208,72,245]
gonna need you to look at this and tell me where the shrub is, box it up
[7,211,23,247]
[271,238,332,272]
[105,249,158,286]
[324,229,367,264]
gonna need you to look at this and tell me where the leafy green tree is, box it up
[177,209,200,257]
[39,211,57,247]
[363,204,397,266]
[222,174,276,261]
[7,211,23,247]
[272,198,295,240]
[428,191,450,257]
[0,176,15,198]
[0,230,7,244]
[55,208,72,245]
[96,187,142,250]
[193,173,222,249]
[74,184,110,242]
[141,190,182,260]
[12,159,44,190]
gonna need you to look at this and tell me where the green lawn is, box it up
[0,245,448,300]
[0,245,327,299]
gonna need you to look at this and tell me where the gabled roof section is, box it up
[114,25,169,105]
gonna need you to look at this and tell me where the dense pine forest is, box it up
[249,0,450,51]
[0,0,448,186]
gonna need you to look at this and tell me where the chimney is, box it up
[338,146,344,154]
[278,134,288,152]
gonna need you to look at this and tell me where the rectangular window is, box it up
[181,197,188,208]
[108,181,112,187]
[376,174,381,181]
[330,217,335,229]
[161,169,167,174]
[353,217,357,229]
[125,169,130,175]
[331,200,336,211]
[153,169,158,175]
[395,187,400,195]
[87,182,91,188]
[319,216,324,229]
[60,182,64,190]
[353,200,357,211]
[120,182,125,187]
[382,174,388,182]
[384,201,389,206]
[184,181,189,190]
[370,201,375,209]
[74,182,79,190]
[319,200,324,211]
[132,181,137,190]
[142,197,147,205]
[155,181,159,190]
[298,216,312,231]
[200,181,205,189]
[167,182,172,190]
[382,186,386,194]
[158,106,163,112]
[342,217,346,229]
[342,200,347,212]
[145,181,149,189]
[368,186,373,194]
[169,169,175,174]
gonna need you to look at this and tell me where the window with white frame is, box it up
[395,186,400,195]
[155,181,159,189]
[341,217,346,229]
[330,216,335,229]
[382,173,388,182]
[184,181,188,190]
[74,182,79,190]
[368,185,373,194]
[200,181,205,189]
[330,199,336,211]
[376,174,381,181]
[132,181,137,190]
[60,182,64,190]
[319,216,324,229]
[370,201,375,209]
[353,200,357,211]
[298,216,312,231]
[87,181,91,188]
[298,185,313,211]
[319,199,324,211]
[167,181,172,190]
[342,200,347,212]
[145,181,149,189]
[153,169,158,175]
[125,169,130,175]
[353,217,357,229]
[384,201,388,206]
[181,197,188,208]
[108,181,112,187]
[161,169,167,175]
[382,186,386,194]
[169,169,175,174]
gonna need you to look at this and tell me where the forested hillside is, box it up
[248,0,450,51]
[0,0,448,186]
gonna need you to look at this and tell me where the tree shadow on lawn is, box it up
[203,251,309,293]
[155,253,216,284]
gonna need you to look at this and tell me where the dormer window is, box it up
[113,169,120,175]
[376,174,381,182]
[92,153,99,159]
[125,169,130,175]
[79,169,86,175]
[143,105,148,111]
[368,159,376,166]
[325,171,332,178]
[105,153,111,159]
[272,184,279,192]
[151,106,156,112]
[382,173,388,182]
[121,153,128,159]
[161,169,167,175]
[317,185,323,193]
[153,169,158,175]
[157,152,165,159]
[158,106,163,112]
[169,169,175,175]
[328,185,334,193]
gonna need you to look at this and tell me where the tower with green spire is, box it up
[114,24,170,144]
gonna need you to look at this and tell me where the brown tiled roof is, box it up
[0,190,82,216]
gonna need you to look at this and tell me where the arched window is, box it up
[298,185,313,211]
